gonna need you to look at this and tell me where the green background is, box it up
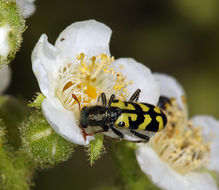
[6,0,219,189]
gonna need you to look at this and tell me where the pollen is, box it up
[151,97,210,174]
[84,85,98,101]
[55,53,130,111]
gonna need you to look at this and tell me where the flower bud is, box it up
[0,0,25,65]
[20,110,75,166]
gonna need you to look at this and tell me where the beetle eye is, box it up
[118,121,125,127]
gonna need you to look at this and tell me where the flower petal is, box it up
[32,34,60,98]
[15,0,36,18]
[0,24,11,58]
[0,65,11,94]
[42,97,93,145]
[113,58,160,105]
[192,115,219,173]
[55,20,112,62]
[154,73,185,108]
[136,145,217,190]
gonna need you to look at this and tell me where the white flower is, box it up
[15,0,36,18]
[0,65,11,94]
[136,74,219,190]
[31,20,160,145]
[0,24,11,60]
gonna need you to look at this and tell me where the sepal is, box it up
[87,133,104,166]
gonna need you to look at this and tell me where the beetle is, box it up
[157,96,171,110]
[77,89,167,143]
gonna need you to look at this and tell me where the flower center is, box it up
[56,53,130,111]
[84,85,98,101]
[151,98,210,174]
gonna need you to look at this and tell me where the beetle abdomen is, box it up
[112,101,167,132]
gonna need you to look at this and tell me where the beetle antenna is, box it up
[72,94,81,110]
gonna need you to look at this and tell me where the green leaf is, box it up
[88,133,104,166]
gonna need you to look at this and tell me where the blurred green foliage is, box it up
[110,141,160,190]
[0,121,35,190]
[5,0,219,189]
[0,96,28,148]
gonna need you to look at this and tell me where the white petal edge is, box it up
[136,145,217,190]
[55,20,112,63]
[42,97,94,145]
[192,115,219,173]
[113,58,160,105]
[0,24,11,58]
[0,65,11,94]
[32,34,60,98]
[154,73,185,108]
[15,0,36,18]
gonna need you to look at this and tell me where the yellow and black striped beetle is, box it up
[79,89,167,143]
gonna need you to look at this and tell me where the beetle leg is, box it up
[129,129,150,142]
[102,124,109,132]
[157,96,171,110]
[129,89,141,102]
[82,125,109,140]
[130,140,150,143]
[97,92,107,106]
[85,129,107,136]
[108,94,115,107]
[110,126,124,139]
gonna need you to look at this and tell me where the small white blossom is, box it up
[0,65,11,94]
[15,0,36,18]
[31,20,160,145]
[0,24,11,60]
[136,74,219,190]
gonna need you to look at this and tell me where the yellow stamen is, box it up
[84,85,98,101]
[56,52,130,111]
[151,97,210,174]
